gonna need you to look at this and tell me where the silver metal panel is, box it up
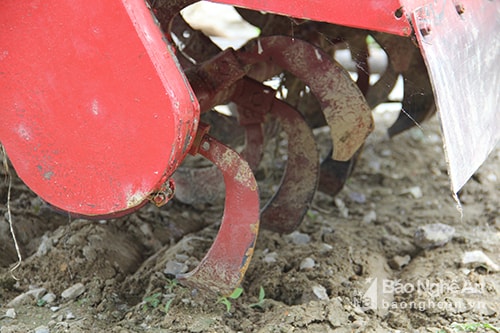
[406,0,499,193]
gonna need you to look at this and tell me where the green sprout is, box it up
[306,210,318,221]
[451,322,500,333]
[217,287,244,312]
[165,278,179,293]
[142,292,162,311]
[36,298,47,307]
[249,286,266,309]
[164,298,175,314]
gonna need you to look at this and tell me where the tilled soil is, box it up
[1,109,499,332]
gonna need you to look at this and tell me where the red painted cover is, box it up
[215,0,412,36]
[0,0,199,216]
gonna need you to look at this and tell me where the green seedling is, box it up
[217,287,244,312]
[249,286,266,309]
[306,210,318,220]
[160,278,180,314]
[163,298,175,314]
[165,278,179,293]
[77,298,89,306]
[142,292,162,311]
[451,322,500,332]
[36,298,47,307]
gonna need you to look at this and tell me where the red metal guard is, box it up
[0,0,199,217]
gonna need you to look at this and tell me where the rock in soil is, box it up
[414,223,455,249]
[462,250,500,272]
[34,326,50,333]
[41,292,56,304]
[7,292,34,308]
[61,283,85,300]
[299,257,316,270]
[5,308,16,319]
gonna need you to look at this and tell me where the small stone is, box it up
[362,210,377,224]
[300,257,315,270]
[486,173,497,182]
[320,243,333,254]
[286,231,311,245]
[263,251,278,263]
[401,186,423,199]
[6,292,32,308]
[65,311,76,320]
[462,250,500,272]
[334,198,349,218]
[388,255,411,270]
[34,326,50,333]
[42,292,56,304]
[5,308,16,319]
[312,284,329,300]
[61,282,85,300]
[36,234,53,256]
[349,192,366,204]
[27,287,47,299]
[164,260,188,275]
[414,223,455,249]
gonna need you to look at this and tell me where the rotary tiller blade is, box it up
[232,77,320,233]
[176,126,260,296]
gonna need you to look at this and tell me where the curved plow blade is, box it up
[233,78,320,233]
[372,33,436,137]
[177,129,260,295]
[237,36,373,162]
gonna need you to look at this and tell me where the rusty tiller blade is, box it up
[372,33,436,136]
[233,78,320,233]
[317,149,362,197]
[387,53,436,137]
[229,13,389,195]
[175,76,320,234]
[365,64,399,109]
[237,36,373,162]
[177,125,260,295]
[168,26,321,233]
[236,36,373,196]
[239,123,265,171]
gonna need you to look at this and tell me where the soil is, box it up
[1,109,499,332]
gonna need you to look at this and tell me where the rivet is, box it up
[202,141,210,151]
